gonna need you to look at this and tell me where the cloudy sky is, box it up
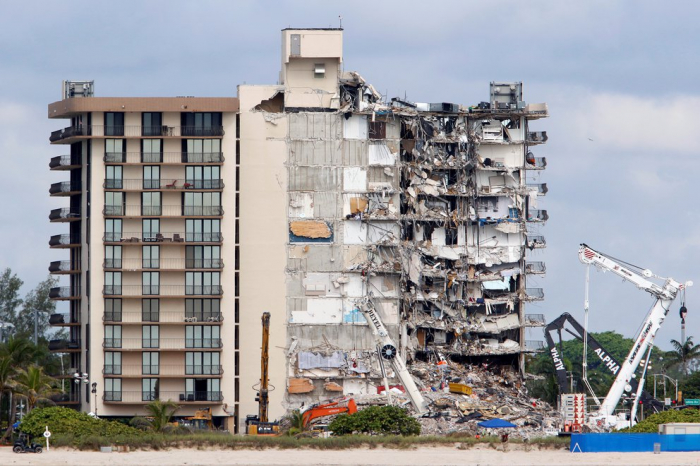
[1,0,697,350]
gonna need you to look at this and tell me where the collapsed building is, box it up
[238,28,549,422]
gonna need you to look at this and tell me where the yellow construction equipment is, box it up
[246,312,280,435]
[182,407,214,430]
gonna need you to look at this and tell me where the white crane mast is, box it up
[356,297,429,415]
[578,244,691,428]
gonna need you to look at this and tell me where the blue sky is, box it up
[0,0,697,350]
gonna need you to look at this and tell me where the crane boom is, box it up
[578,244,691,428]
[356,297,428,415]
[259,312,270,423]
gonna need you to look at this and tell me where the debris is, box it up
[287,378,315,394]
[289,221,332,239]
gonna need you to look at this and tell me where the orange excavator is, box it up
[302,398,357,428]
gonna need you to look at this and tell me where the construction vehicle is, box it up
[181,407,214,430]
[356,297,429,415]
[548,244,691,430]
[246,312,280,436]
[301,398,358,429]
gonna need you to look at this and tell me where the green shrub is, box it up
[19,406,141,439]
[328,406,421,436]
[622,408,700,433]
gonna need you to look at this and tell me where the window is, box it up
[186,272,220,295]
[186,378,220,401]
[105,192,124,216]
[185,299,221,322]
[186,246,221,269]
[105,112,125,136]
[105,245,122,268]
[105,139,126,162]
[143,166,160,190]
[105,166,123,189]
[105,298,122,322]
[142,378,159,401]
[105,378,122,401]
[181,112,223,137]
[142,352,159,375]
[105,325,122,348]
[142,112,162,137]
[142,325,159,349]
[142,192,161,216]
[185,166,221,189]
[141,139,162,163]
[105,352,122,375]
[186,325,220,348]
[186,219,221,242]
[105,272,122,295]
[368,121,386,139]
[184,139,222,163]
[142,245,159,269]
[186,352,220,375]
[142,219,160,242]
[314,63,325,78]
[105,219,122,242]
[142,298,159,322]
[184,192,221,216]
[142,272,159,295]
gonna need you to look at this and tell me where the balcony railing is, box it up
[526,183,548,195]
[49,154,81,169]
[49,286,80,299]
[103,285,223,297]
[104,258,223,270]
[526,209,548,222]
[104,152,224,164]
[525,156,546,169]
[104,232,222,243]
[524,314,546,326]
[524,288,544,300]
[525,235,546,249]
[50,392,80,404]
[103,205,223,217]
[103,365,223,376]
[104,311,223,323]
[49,260,79,273]
[48,339,81,351]
[527,131,548,144]
[104,390,223,403]
[103,338,223,350]
[104,179,224,190]
[525,340,545,351]
[49,181,81,195]
[51,125,224,142]
[524,262,546,274]
[49,208,80,221]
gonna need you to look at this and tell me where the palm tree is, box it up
[0,337,33,442]
[665,337,700,376]
[144,399,180,432]
[0,357,15,425]
[13,364,58,412]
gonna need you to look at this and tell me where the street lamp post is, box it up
[91,382,98,416]
[73,372,89,406]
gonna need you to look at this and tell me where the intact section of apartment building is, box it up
[237,28,549,431]
[48,88,239,429]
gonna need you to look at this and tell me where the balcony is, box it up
[49,286,81,300]
[104,258,223,271]
[51,125,224,143]
[526,183,548,195]
[104,152,224,164]
[104,232,222,244]
[525,235,546,249]
[524,340,545,352]
[48,338,81,352]
[49,154,81,170]
[102,338,223,350]
[523,288,544,301]
[102,285,223,297]
[104,311,223,324]
[525,156,546,170]
[103,365,223,377]
[49,313,79,326]
[524,261,546,275]
[103,390,223,404]
[49,181,81,196]
[49,208,81,222]
[104,179,224,191]
[524,314,546,327]
[49,260,80,274]
[50,392,80,405]
[103,205,223,217]
[527,131,548,144]
[526,209,548,222]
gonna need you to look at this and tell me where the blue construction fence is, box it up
[571,433,700,452]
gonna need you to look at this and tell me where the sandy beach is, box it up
[2,445,700,466]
